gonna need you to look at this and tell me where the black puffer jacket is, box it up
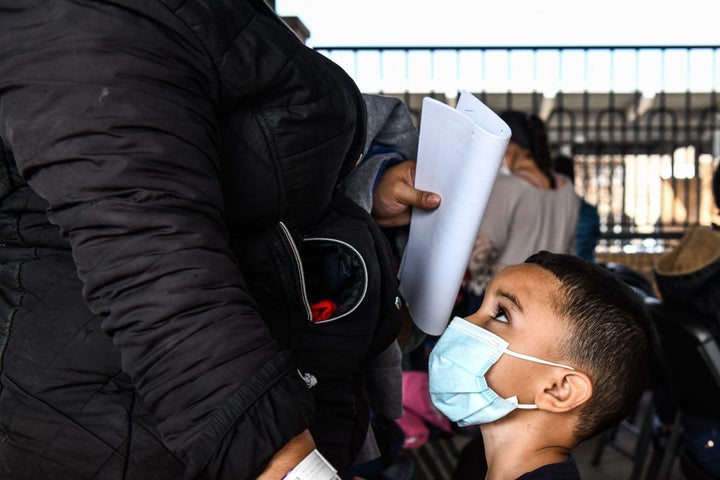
[0,1,400,479]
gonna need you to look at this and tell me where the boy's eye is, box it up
[492,306,509,323]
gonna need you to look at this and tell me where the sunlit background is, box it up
[276,1,720,260]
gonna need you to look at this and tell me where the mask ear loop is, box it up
[512,398,539,410]
[503,349,575,371]
[501,350,576,410]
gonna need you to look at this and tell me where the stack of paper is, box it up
[398,91,511,335]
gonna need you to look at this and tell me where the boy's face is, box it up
[464,263,570,403]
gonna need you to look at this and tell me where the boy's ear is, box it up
[535,370,593,412]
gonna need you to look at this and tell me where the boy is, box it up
[429,251,653,479]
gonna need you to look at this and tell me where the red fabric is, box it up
[310,299,338,322]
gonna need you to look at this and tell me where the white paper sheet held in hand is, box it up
[398,91,511,335]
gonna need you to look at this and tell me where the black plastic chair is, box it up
[602,262,657,300]
[645,303,720,480]
[589,393,656,479]
[589,262,659,479]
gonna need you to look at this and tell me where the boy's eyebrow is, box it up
[496,289,523,312]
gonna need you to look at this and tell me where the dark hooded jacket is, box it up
[0,1,401,478]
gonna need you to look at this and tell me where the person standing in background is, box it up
[650,163,720,478]
[464,111,580,314]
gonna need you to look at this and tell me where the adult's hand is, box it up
[372,160,440,227]
[256,429,315,479]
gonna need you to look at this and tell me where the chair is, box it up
[589,262,659,479]
[589,393,656,479]
[602,262,657,301]
[645,302,720,480]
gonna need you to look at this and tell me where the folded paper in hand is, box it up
[283,449,341,480]
[398,91,511,335]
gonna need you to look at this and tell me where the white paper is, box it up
[398,91,511,335]
[284,449,341,480]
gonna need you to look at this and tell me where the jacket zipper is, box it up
[303,236,368,322]
[278,221,312,323]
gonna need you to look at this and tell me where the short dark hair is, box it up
[524,251,653,441]
[499,110,556,189]
[552,154,575,183]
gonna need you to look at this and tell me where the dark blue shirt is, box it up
[516,455,581,480]
[576,200,601,262]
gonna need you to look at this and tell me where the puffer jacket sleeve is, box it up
[0,2,314,478]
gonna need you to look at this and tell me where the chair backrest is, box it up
[649,303,720,419]
[603,262,657,300]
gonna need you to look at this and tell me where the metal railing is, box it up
[317,45,720,253]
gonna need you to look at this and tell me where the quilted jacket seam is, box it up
[184,351,298,470]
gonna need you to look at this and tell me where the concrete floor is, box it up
[575,427,685,480]
[575,392,685,480]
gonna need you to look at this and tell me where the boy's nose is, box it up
[463,311,488,328]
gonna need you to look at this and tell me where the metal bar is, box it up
[315,44,720,251]
[315,44,720,52]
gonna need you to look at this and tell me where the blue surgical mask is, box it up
[429,316,575,426]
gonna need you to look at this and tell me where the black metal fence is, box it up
[317,45,720,253]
